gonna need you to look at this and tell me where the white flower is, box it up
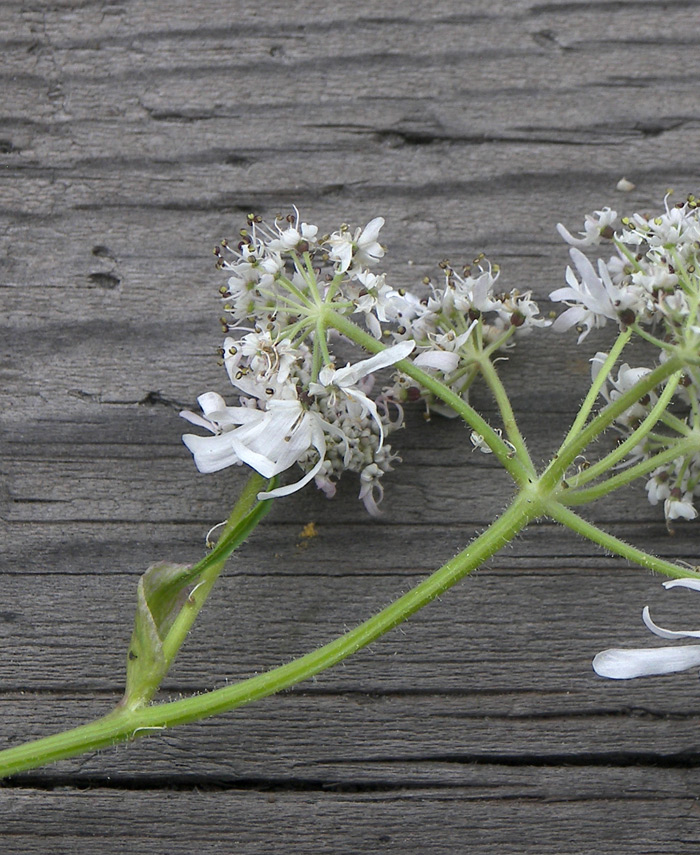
[664,489,698,522]
[413,322,478,375]
[557,208,617,247]
[309,340,415,448]
[550,248,620,341]
[183,394,333,497]
[645,466,672,505]
[267,217,319,253]
[593,578,700,679]
[450,269,500,315]
[181,392,270,474]
[350,270,396,339]
[230,400,330,499]
[328,217,386,273]
[223,332,303,401]
[183,341,415,504]
[590,352,656,429]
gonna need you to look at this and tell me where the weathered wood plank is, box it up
[3,781,700,855]
[3,0,700,851]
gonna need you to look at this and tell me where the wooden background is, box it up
[2,0,700,851]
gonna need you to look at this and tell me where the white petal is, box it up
[642,605,700,640]
[230,435,286,478]
[344,386,386,448]
[551,305,585,333]
[257,455,324,498]
[589,352,608,383]
[257,424,327,499]
[414,351,460,372]
[593,645,700,679]
[365,312,382,340]
[548,286,580,303]
[231,405,311,477]
[180,410,218,432]
[556,221,587,247]
[664,578,700,593]
[332,340,415,386]
[182,432,240,474]
[359,216,384,245]
[569,246,600,289]
[197,392,227,415]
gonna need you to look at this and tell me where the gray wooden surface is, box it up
[2,1,700,852]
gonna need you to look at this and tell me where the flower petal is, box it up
[344,386,386,448]
[551,305,585,333]
[182,432,240,474]
[197,392,228,415]
[332,340,415,386]
[359,216,384,246]
[664,578,700,593]
[413,351,460,372]
[180,410,218,433]
[642,605,700,640]
[593,645,700,679]
[257,424,327,499]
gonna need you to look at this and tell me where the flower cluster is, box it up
[181,210,548,510]
[552,194,700,344]
[211,212,386,334]
[382,257,549,415]
[183,211,422,513]
[181,330,414,516]
[553,195,700,527]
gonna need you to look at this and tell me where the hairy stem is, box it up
[561,328,632,447]
[561,434,700,506]
[541,355,684,490]
[157,473,271,679]
[0,490,540,779]
[566,371,682,490]
[547,502,700,580]
[478,354,536,477]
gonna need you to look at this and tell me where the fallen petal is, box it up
[593,644,700,679]
[642,605,700,640]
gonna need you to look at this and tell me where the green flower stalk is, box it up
[4,196,700,779]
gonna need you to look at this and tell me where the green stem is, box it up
[566,371,681,489]
[561,328,632,448]
[275,274,315,310]
[541,354,684,490]
[120,474,276,710]
[561,434,700,506]
[658,410,692,436]
[164,475,275,593]
[158,473,270,672]
[481,325,516,360]
[0,490,540,779]
[478,355,535,476]
[546,502,700,580]
[631,322,676,354]
[302,251,323,303]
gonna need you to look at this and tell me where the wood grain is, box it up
[2,0,700,851]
